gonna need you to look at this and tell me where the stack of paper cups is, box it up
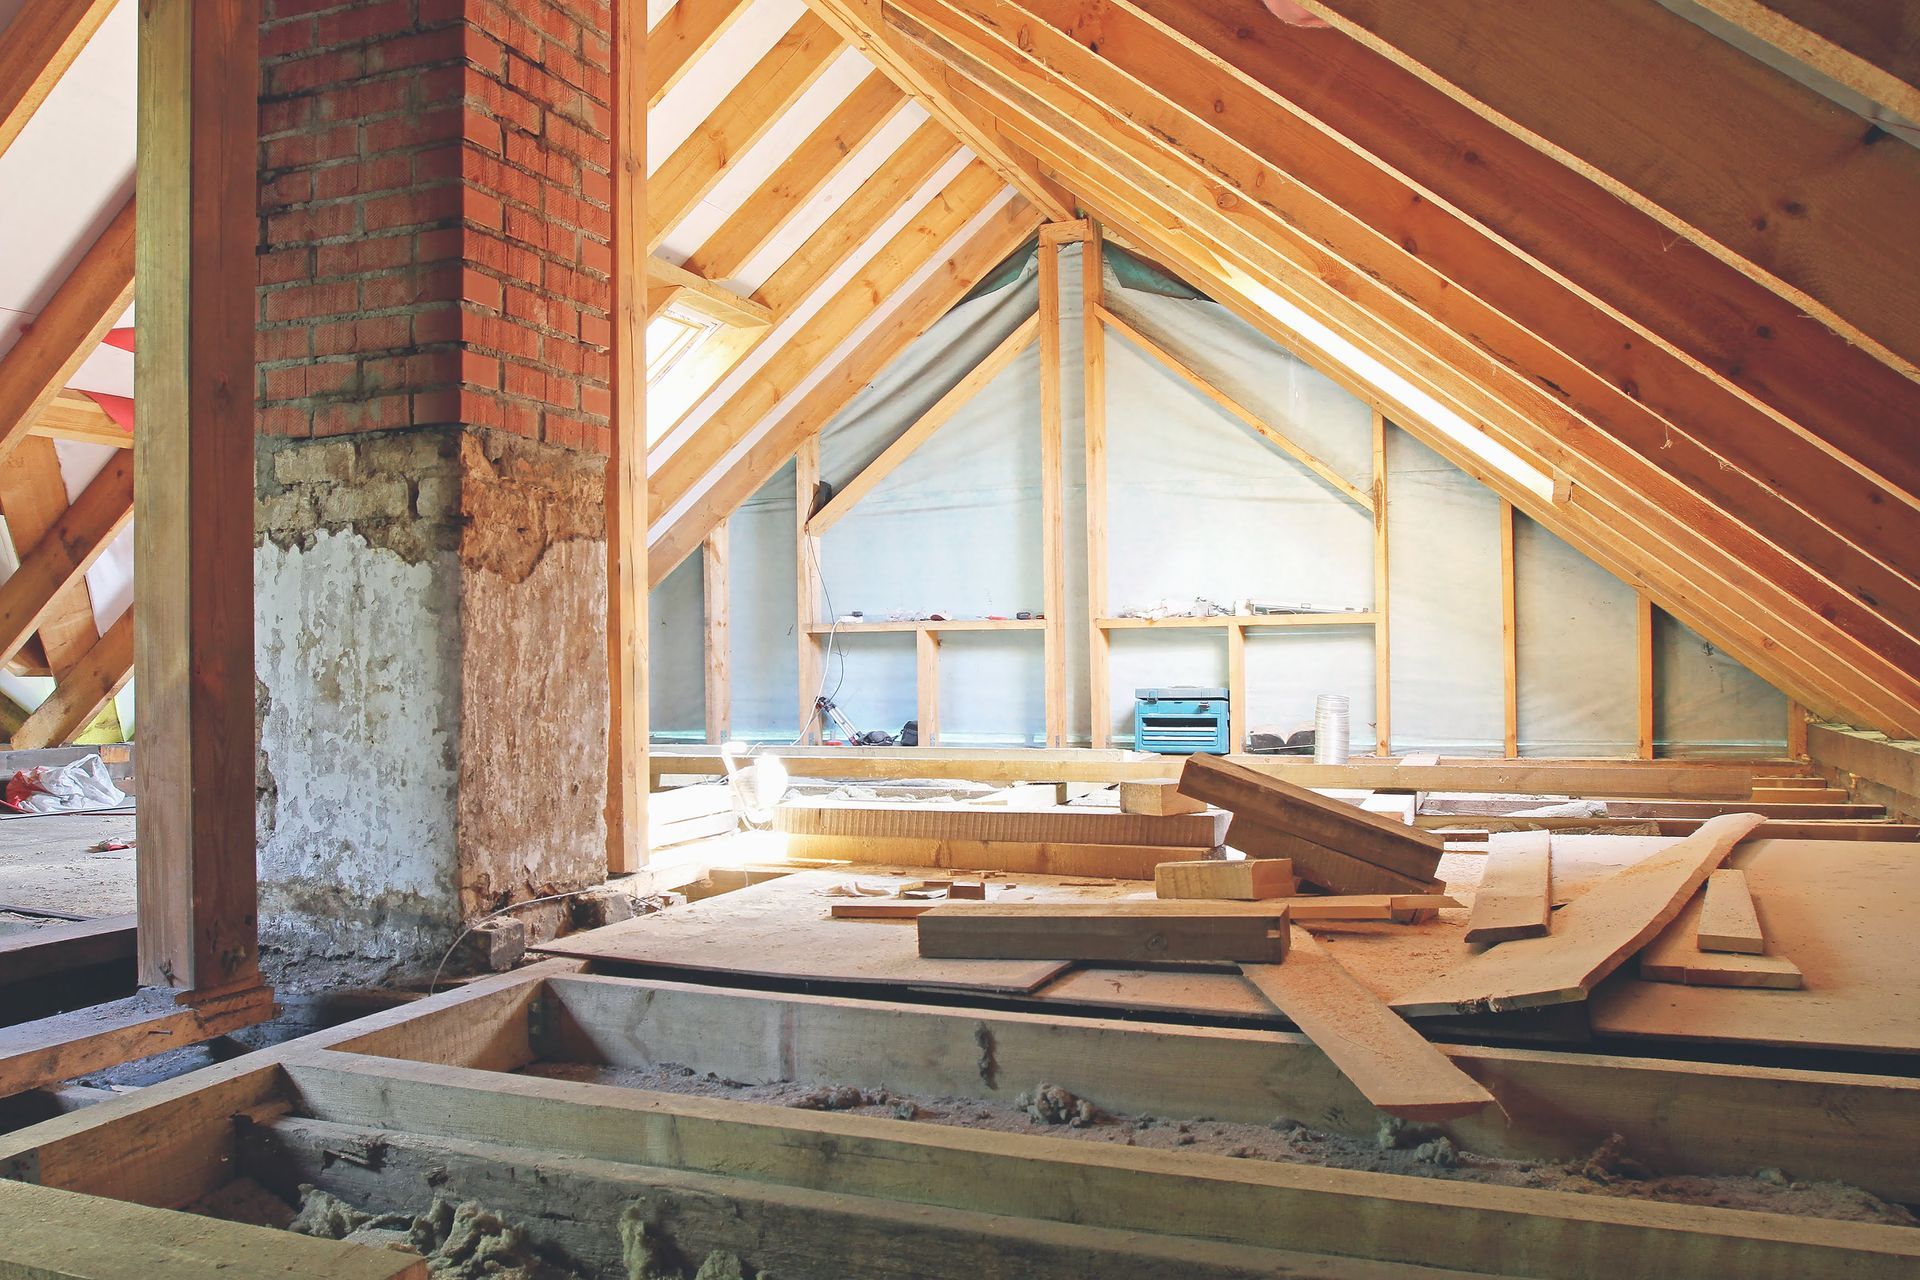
[1314,693,1350,765]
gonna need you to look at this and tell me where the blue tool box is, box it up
[1133,686,1230,754]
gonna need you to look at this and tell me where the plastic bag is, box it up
[4,755,129,814]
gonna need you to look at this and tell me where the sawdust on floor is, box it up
[524,1061,1916,1227]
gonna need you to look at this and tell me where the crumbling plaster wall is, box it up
[256,426,606,984]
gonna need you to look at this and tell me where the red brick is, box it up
[413,306,462,346]
[261,18,315,59]
[362,270,424,310]
[577,237,610,278]
[258,248,313,287]
[412,387,463,425]
[263,280,357,322]
[269,48,366,96]
[312,0,410,48]
[462,187,503,230]
[580,382,610,419]
[263,366,307,400]
[311,319,359,357]
[366,29,461,74]
[579,312,609,349]
[461,106,502,154]
[363,106,457,155]
[457,387,504,429]
[258,326,311,363]
[357,313,416,350]
[461,268,503,311]
[461,350,502,389]
[271,0,354,19]
[579,166,609,207]
[312,394,410,437]
[260,96,313,136]
[581,30,609,72]
[363,187,457,231]
[258,405,312,437]
[307,360,360,395]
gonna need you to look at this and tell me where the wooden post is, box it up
[1038,233,1067,746]
[134,0,261,995]
[796,436,824,742]
[1639,592,1657,760]
[702,523,729,744]
[1500,499,1517,759]
[916,627,941,746]
[606,0,648,873]
[1082,226,1111,749]
[1226,622,1247,753]
[1371,409,1390,756]
[1786,698,1808,759]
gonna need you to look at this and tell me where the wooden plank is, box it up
[1118,780,1205,816]
[134,0,260,993]
[1393,812,1765,1016]
[1638,593,1656,759]
[780,833,1210,879]
[284,1052,1920,1279]
[1155,858,1296,900]
[0,198,133,466]
[0,0,118,162]
[830,901,938,919]
[1696,867,1765,954]
[683,71,909,283]
[539,970,1920,1202]
[645,254,774,326]
[33,390,133,449]
[795,437,823,742]
[605,0,647,874]
[778,799,1226,847]
[1691,0,1920,125]
[1228,819,1440,896]
[645,0,746,108]
[918,900,1292,963]
[1039,234,1066,746]
[1275,894,1460,922]
[0,1179,427,1279]
[702,523,728,743]
[1100,307,1373,510]
[1371,408,1390,755]
[1462,830,1551,944]
[646,11,842,248]
[1243,929,1492,1121]
[0,450,130,670]
[807,313,1039,532]
[0,984,271,1101]
[1225,619,1247,752]
[1639,893,1803,990]
[0,913,134,986]
[915,626,940,746]
[1501,500,1517,758]
[1084,224,1111,748]
[1180,753,1443,880]
[13,609,133,748]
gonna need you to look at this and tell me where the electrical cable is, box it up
[426,888,657,995]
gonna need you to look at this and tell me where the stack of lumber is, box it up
[1177,755,1445,894]
[777,798,1227,878]
[1637,865,1804,989]
[650,783,739,851]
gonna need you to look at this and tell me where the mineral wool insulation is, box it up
[650,243,1784,757]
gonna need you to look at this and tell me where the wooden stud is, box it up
[1038,231,1067,746]
[683,72,909,284]
[1638,592,1656,760]
[702,524,729,745]
[1225,621,1247,753]
[916,626,941,746]
[808,314,1039,533]
[1786,698,1808,759]
[646,196,1039,586]
[1082,224,1111,748]
[1100,308,1373,510]
[1371,410,1390,756]
[795,437,824,743]
[0,0,118,163]
[606,0,647,875]
[134,0,260,997]
[0,198,134,466]
[1500,499,1517,758]
[646,12,842,250]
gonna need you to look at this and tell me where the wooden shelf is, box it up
[1097,612,1379,630]
[807,618,1047,635]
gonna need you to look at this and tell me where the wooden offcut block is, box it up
[1696,868,1764,954]
[1120,781,1208,816]
[1155,858,1296,900]
[917,901,1291,963]
[1179,755,1443,883]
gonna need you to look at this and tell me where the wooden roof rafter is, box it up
[0,0,119,162]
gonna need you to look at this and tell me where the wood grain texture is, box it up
[778,799,1226,847]
[1394,813,1765,1016]
[1696,867,1764,954]
[1227,817,1440,896]
[1119,780,1206,816]
[918,900,1291,963]
[1243,930,1493,1121]
[1181,753,1442,881]
[1155,858,1295,900]
[1639,893,1803,990]
[1463,831,1551,944]
[779,833,1210,879]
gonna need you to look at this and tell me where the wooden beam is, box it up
[795,437,824,743]
[135,0,259,996]
[807,313,1038,533]
[0,913,133,988]
[1638,592,1657,760]
[1500,499,1517,758]
[1287,0,1920,378]
[0,436,104,676]
[0,451,130,671]
[0,981,269,1101]
[646,194,1038,586]
[33,391,132,449]
[702,523,729,744]
[917,900,1293,964]
[14,608,130,749]
[1225,620,1247,753]
[606,0,647,875]
[1083,223,1111,749]
[645,0,747,109]
[1100,307,1373,511]
[648,161,1012,526]
[1786,699,1809,759]
[648,11,842,250]
[1039,234,1067,746]
[0,198,133,467]
[916,624,941,745]
[1371,409,1390,755]
[1692,0,1920,125]
[646,255,773,327]
[899,0,1920,735]
[0,0,117,162]
[682,71,909,284]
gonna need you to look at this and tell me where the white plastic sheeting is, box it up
[650,242,1786,755]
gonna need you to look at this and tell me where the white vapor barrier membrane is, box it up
[649,242,1788,753]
